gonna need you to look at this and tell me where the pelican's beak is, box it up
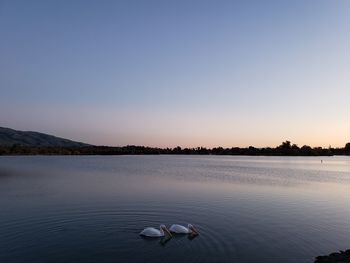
[191,226,199,235]
[164,227,172,237]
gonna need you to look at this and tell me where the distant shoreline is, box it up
[1,141,349,156]
[315,249,350,262]
[0,153,348,157]
[1,127,349,156]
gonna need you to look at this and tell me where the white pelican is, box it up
[169,224,199,235]
[139,224,172,237]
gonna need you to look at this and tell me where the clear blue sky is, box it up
[1,0,349,147]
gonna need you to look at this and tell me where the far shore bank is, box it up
[315,249,350,262]
[1,141,349,156]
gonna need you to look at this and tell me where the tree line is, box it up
[1,141,350,156]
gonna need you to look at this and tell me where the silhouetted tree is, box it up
[345,143,350,155]
[281,141,291,149]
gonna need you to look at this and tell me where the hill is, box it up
[0,127,90,147]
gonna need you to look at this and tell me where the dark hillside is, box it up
[0,127,90,147]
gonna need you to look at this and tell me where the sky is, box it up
[1,0,350,148]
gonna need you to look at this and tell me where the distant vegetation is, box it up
[1,127,349,156]
[1,141,350,156]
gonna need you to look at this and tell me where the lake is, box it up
[1,155,350,263]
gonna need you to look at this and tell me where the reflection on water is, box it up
[0,155,350,263]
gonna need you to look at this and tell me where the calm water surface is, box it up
[1,155,350,263]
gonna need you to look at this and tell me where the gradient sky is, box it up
[1,0,349,147]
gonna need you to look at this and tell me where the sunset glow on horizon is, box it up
[1,0,349,148]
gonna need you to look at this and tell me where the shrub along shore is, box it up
[1,141,349,156]
[315,249,350,262]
